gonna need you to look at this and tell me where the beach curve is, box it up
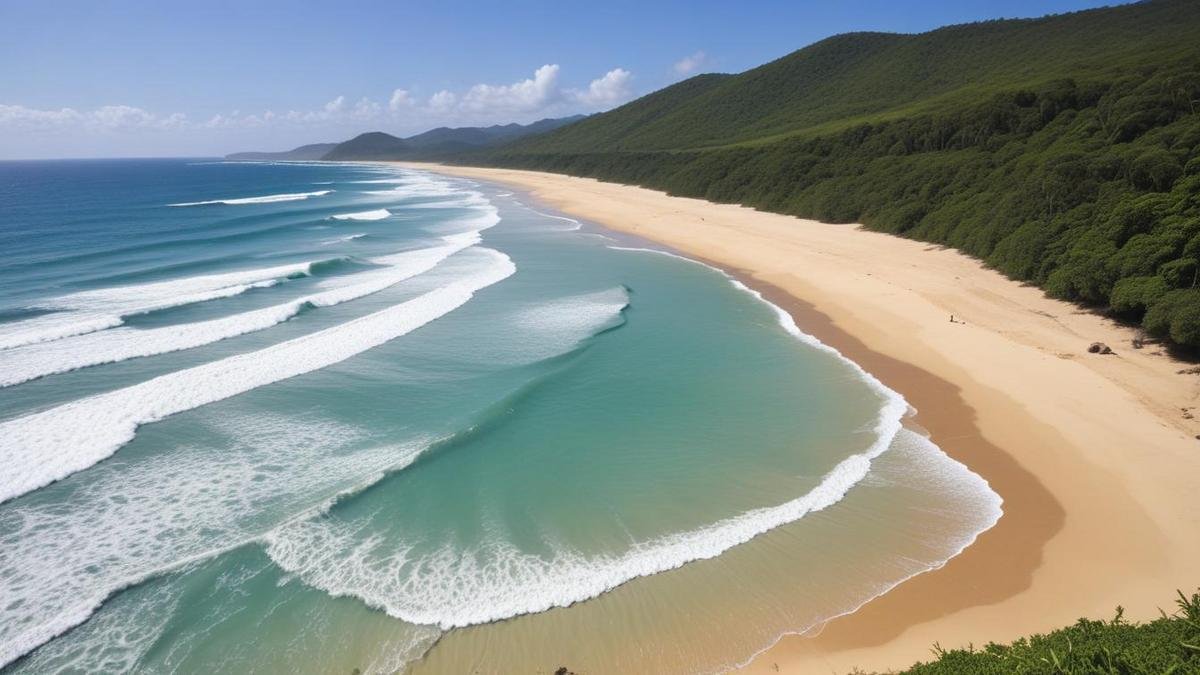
[400,162,1200,674]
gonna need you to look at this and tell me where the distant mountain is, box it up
[225,143,338,161]
[474,0,1200,350]
[398,116,586,158]
[321,132,410,161]
[226,115,587,163]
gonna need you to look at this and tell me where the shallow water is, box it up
[0,159,1000,673]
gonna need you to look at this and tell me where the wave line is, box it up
[0,248,516,505]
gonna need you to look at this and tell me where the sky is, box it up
[0,0,1127,159]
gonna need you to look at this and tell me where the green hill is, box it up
[320,131,411,161]
[508,0,1198,153]
[228,117,585,163]
[394,115,586,158]
[225,142,338,161]
[472,0,1200,349]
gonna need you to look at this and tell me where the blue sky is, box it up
[1,0,1126,158]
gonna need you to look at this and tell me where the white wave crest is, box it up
[0,248,516,504]
[330,208,390,221]
[0,236,480,388]
[320,233,368,246]
[168,190,333,206]
[0,313,126,352]
[0,259,329,350]
[0,281,278,350]
[492,287,629,362]
[261,402,907,632]
[357,172,476,205]
[423,203,500,235]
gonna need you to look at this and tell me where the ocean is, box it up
[0,159,1001,674]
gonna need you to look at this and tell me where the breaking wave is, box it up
[0,235,482,387]
[168,190,333,206]
[330,208,390,221]
[0,258,337,350]
[0,248,516,504]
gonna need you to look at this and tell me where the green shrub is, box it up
[1145,289,1200,347]
[1111,276,1169,316]
[900,590,1200,674]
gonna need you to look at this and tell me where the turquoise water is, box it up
[0,159,1001,673]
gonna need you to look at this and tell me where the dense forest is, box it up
[898,590,1200,674]
[467,0,1200,350]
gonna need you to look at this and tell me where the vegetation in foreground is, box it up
[895,590,1200,674]
[469,0,1200,351]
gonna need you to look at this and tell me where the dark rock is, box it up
[1088,342,1114,354]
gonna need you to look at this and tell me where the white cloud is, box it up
[277,96,366,125]
[428,90,457,112]
[92,105,187,130]
[203,111,260,129]
[389,88,413,111]
[0,104,83,129]
[351,97,380,119]
[673,51,710,76]
[323,96,346,114]
[0,103,187,131]
[1,63,635,152]
[208,109,290,129]
[460,64,562,113]
[571,68,633,108]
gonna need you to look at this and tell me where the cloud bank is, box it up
[0,104,187,132]
[1,65,634,144]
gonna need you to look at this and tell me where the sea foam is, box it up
[168,190,333,206]
[496,287,629,362]
[357,173,479,204]
[263,390,899,630]
[0,247,516,504]
[0,413,433,670]
[0,259,332,350]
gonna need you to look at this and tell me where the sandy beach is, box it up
[399,162,1200,673]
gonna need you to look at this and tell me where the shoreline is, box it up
[394,162,1200,673]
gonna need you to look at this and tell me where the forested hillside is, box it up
[471,0,1200,349]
